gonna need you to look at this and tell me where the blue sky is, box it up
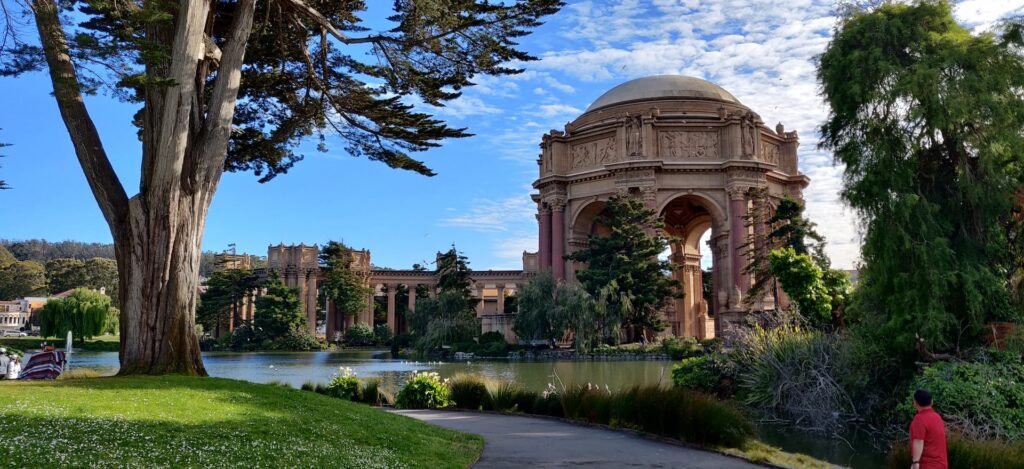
[1,0,1022,270]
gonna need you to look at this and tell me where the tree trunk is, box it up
[116,196,210,376]
[31,0,256,375]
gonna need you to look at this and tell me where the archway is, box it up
[661,194,722,339]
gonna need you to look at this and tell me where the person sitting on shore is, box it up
[6,354,20,380]
[0,348,8,380]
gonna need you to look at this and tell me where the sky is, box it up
[1,0,1023,271]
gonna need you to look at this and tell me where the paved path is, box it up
[390,410,761,468]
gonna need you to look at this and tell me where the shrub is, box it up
[271,328,323,351]
[373,324,393,346]
[478,341,508,357]
[396,371,450,409]
[488,381,522,412]
[325,367,361,401]
[344,323,375,346]
[660,336,702,360]
[887,435,1024,469]
[479,331,506,345]
[672,355,723,395]
[902,356,1024,440]
[300,381,328,394]
[734,324,853,432]
[559,385,587,419]
[577,385,613,424]
[449,374,490,410]
[533,390,563,417]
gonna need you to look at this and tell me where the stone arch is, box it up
[571,199,611,239]
[660,193,724,339]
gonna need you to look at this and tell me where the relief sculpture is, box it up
[658,131,720,160]
[759,141,780,165]
[570,136,617,170]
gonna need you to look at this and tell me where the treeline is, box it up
[2,239,220,277]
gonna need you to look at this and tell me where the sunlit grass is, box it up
[0,375,481,468]
[721,440,832,469]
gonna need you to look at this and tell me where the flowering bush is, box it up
[344,323,375,346]
[326,367,361,401]
[396,371,450,409]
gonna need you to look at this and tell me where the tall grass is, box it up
[887,435,1024,469]
[488,381,522,412]
[449,374,490,410]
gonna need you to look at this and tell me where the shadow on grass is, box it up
[0,376,481,468]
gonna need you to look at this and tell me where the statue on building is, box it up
[625,114,643,157]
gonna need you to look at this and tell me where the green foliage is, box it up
[396,371,450,409]
[0,259,46,300]
[253,276,305,339]
[903,357,1024,440]
[37,289,112,339]
[198,268,257,336]
[819,1,1024,357]
[360,379,386,406]
[325,367,362,401]
[413,291,479,352]
[44,258,118,301]
[270,328,322,351]
[373,324,393,346]
[769,248,833,328]
[344,323,375,346]
[0,245,15,269]
[435,246,474,301]
[568,194,680,337]
[513,271,562,342]
[887,435,1024,469]
[448,374,490,410]
[319,241,372,322]
[672,355,732,396]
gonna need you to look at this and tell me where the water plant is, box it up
[396,371,451,409]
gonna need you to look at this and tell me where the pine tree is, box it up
[567,194,680,341]
[319,241,371,323]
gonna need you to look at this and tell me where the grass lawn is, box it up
[0,376,482,468]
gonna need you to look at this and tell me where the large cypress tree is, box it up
[0,0,561,374]
[819,1,1024,356]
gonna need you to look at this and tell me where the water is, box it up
[69,351,887,467]
[69,350,674,392]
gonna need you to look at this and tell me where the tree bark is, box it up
[32,0,256,375]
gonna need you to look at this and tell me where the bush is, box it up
[373,324,393,346]
[887,435,1024,469]
[449,374,490,410]
[300,381,328,394]
[325,367,361,401]
[344,323,375,346]
[271,328,323,351]
[672,355,730,396]
[660,336,706,360]
[396,371,450,409]
[512,389,539,414]
[478,341,508,357]
[902,356,1024,440]
[479,331,506,344]
[533,391,564,417]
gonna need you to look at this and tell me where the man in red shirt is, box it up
[909,389,948,469]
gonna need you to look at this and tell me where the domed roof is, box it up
[585,75,740,112]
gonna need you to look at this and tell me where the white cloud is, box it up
[535,103,583,118]
[429,95,502,118]
[439,196,536,233]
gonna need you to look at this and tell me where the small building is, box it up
[0,300,30,333]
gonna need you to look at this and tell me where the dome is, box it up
[585,75,740,112]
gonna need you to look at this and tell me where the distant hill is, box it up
[2,239,219,276]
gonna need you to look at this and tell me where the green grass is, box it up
[0,375,482,468]
[0,334,121,352]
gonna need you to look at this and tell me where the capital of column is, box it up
[548,197,567,211]
[640,186,657,203]
[726,186,749,201]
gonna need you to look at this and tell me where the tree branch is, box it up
[31,0,128,229]
[196,0,256,190]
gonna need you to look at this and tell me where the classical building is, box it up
[0,300,30,333]
[532,75,809,338]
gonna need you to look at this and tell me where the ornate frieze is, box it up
[760,141,780,165]
[658,131,720,160]
[614,169,656,186]
[570,136,617,170]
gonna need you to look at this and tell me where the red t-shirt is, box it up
[909,408,948,469]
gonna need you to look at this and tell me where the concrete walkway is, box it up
[391,410,762,468]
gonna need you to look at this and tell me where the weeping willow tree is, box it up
[38,289,114,339]
[819,1,1024,358]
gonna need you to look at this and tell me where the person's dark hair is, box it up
[914,389,932,407]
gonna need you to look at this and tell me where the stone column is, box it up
[407,284,417,311]
[386,284,397,333]
[364,288,375,325]
[497,286,506,315]
[551,198,566,280]
[728,188,749,305]
[305,271,318,335]
[539,205,552,270]
[641,187,658,236]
